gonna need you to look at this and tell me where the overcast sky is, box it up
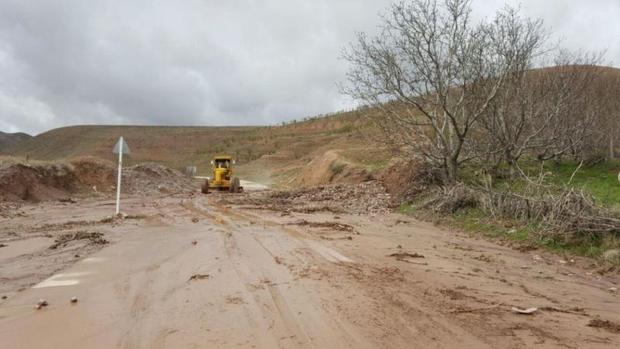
[0,0,618,135]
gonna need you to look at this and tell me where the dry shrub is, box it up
[480,185,620,241]
[422,184,479,214]
[424,182,620,244]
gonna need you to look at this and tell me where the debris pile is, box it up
[271,181,392,214]
[0,158,195,204]
[0,161,82,202]
[226,181,392,215]
[0,157,116,202]
[124,163,194,195]
[49,231,108,250]
[0,201,22,217]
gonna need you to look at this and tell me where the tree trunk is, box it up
[444,156,459,185]
[505,150,518,179]
[609,135,615,160]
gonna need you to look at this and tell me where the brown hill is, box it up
[0,132,32,153]
[8,112,389,188]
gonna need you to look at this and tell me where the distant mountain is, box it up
[0,131,33,153]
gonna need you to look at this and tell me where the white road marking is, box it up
[33,272,92,288]
[308,242,354,263]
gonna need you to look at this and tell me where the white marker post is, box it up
[112,137,130,215]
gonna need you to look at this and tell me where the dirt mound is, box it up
[71,157,116,191]
[297,150,372,187]
[0,158,195,203]
[124,163,194,195]
[378,158,437,201]
[0,161,81,202]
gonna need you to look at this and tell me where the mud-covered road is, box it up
[1,189,619,348]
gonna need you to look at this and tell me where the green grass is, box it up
[399,162,620,260]
[545,160,620,209]
[451,208,533,242]
[434,206,610,258]
[461,160,620,210]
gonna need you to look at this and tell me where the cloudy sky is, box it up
[0,0,618,135]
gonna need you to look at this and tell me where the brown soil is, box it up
[296,150,371,187]
[588,318,620,333]
[1,187,619,348]
[378,157,436,201]
[0,158,194,203]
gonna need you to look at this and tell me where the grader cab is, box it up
[201,156,242,194]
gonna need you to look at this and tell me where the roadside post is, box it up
[112,137,131,215]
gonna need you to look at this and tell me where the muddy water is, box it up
[0,192,619,348]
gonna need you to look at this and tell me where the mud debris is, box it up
[35,299,48,310]
[49,231,108,250]
[70,297,78,304]
[440,288,468,300]
[538,306,587,315]
[225,295,245,305]
[473,254,493,263]
[289,219,355,232]
[587,318,620,333]
[222,181,392,215]
[188,274,210,281]
[389,252,425,260]
[59,198,78,204]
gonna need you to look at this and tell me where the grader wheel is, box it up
[201,179,210,194]
[230,177,241,193]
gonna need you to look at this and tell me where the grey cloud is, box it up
[0,0,618,134]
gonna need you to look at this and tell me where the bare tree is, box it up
[593,69,620,160]
[481,52,603,175]
[342,0,546,184]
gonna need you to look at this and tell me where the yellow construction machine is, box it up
[201,156,242,193]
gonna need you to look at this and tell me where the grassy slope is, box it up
[546,161,620,209]
[402,160,620,258]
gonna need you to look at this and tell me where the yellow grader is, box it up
[201,156,243,194]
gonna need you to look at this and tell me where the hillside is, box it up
[8,111,389,188]
[0,132,32,152]
[8,65,619,188]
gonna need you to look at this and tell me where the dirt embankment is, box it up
[0,157,195,203]
[295,150,372,187]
